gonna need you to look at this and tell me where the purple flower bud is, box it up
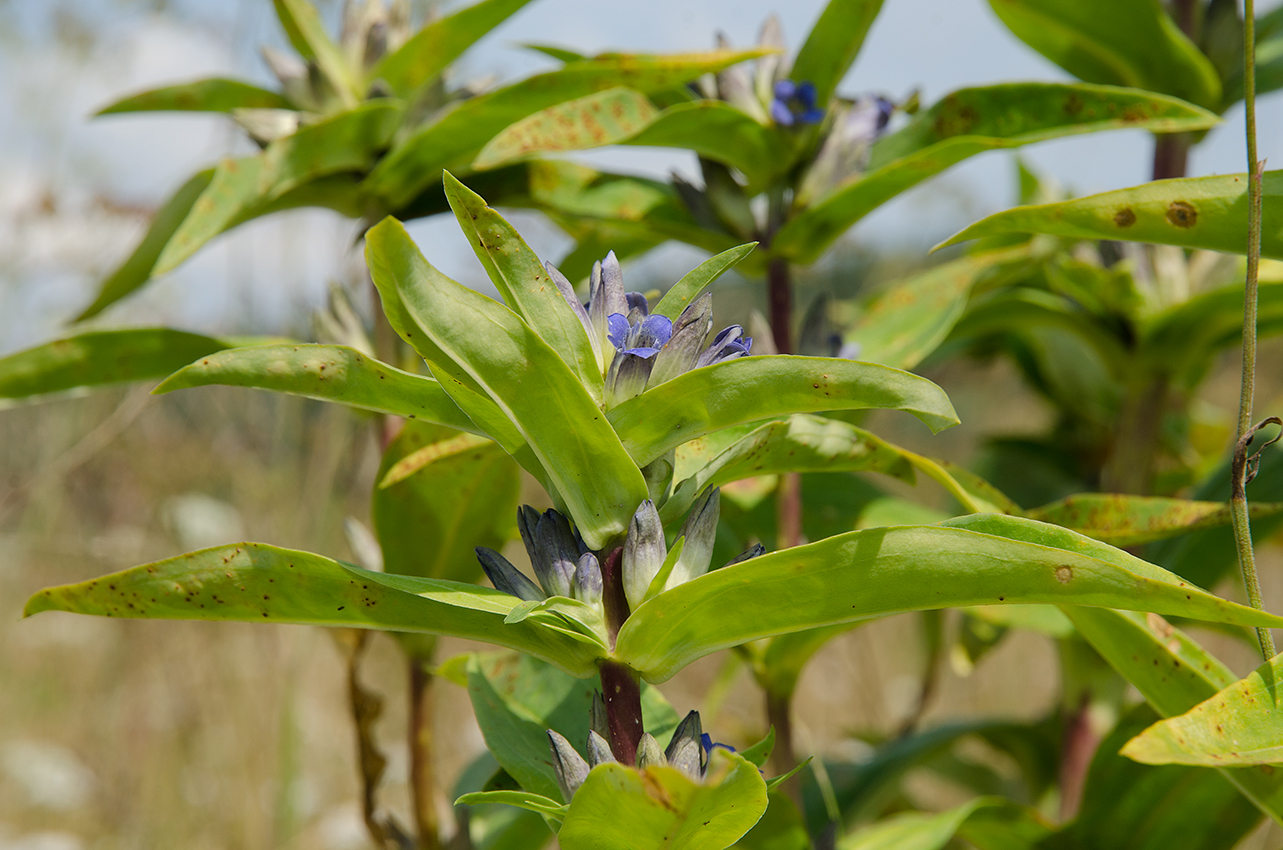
[649,294,713,386]
[574,552,603,605]
[533,509,579,598]
[668,487,720,589]
[623,500,666,610]
[586,730,616,767]
[722,543,766,568]
[665,711,705,780]
[695,324,753,368]
[476,547,545,601]
[548,730,589,802]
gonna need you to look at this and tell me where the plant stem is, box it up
[409,659,442,850]
[766,257,804,552]
[765,690,800,804]
[599,546,628,643]
[1235,0,1277,661]
[599,660,643,766]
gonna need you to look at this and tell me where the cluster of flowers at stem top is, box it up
[549,701,731,802]
[476,491,763,614]
[545,252,752,408]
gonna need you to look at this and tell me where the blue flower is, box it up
[771,79,824,127]
[607,312,673,358]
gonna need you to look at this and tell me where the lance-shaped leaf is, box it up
[156,102,400,274]
[1065,702,1262,850]
[443,174,602,396]
[272,0,359,105]
[653,242,757,320]
[76,169,213,320]
[843,244,1038,370]
[365,217,648,549]
[97,78,291,114]
[1063,607,1283,822]
[773,83,1220,264]
[661,414,914,523]
[154,343,478,431]
[1123,653,1283,768]
[373,0,535,96]
[615,516,1283,682]
[791,0,884,106]
[366,50,771,208]
[365,226,548,487]
[24,543,604,676]
[986,0,1222,109]
[1028,494,1283,547]
[453,789,567,820]
[465,652,679,803]
[474,88,660,169]
[1142,280,1283,383]
[837,797,1050,850]
[0,328,235,405]
[951,513,1283,821]
[937,172,1283,258]
[373,421,519,582]
[481,97,790,189]
[557,752,768,850]
[607,356,958,467]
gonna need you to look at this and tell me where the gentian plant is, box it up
[23,176,1283,849]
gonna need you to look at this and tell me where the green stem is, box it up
[1236,0,1277,660]
[409,659,442,850]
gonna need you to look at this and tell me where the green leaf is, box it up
[986,0,1222,109]
[625,102,789,189]
[474,88,660,169]
[557,752,769,850]
[465,652,679,802]
[76,169,214,320]
[156,103,399,274]
[366,50,771,208]
[607,356,959,468]
[153,343,477,429]
[791,0,884,106]
[365,217,649,549]
[938,172,1283,258]
[1027,493,1283,547]
[24,543,604,676]
[373,0,535,96]
[454,790,567,819]
[443,174,602,394]
[733,791,810,850]
[616,516,1283,683]
[373,421,519,582]
[653,243,757,320]
[97,78,291,114]
[661,414,915,524]
[836,798,1048,850]
[380,431,494,488]
[272,0,359,105]
[844,245,1037,370]
[1063,702,1261,850]
[1063,607,1283,823]
[739,729,776,769]
[774,83,1220,264]
[0,328,234,405]
[1123,653,1283,768]
[1142,280,1283,383]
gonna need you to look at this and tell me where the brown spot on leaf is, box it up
[1114,208,1136,227]
[1167,201,1197,228]
[1055,565,1073,584]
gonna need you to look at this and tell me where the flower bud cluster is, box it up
[545,254,752,408]
[548,707,731,802]
[476,494,765,614]
[475,506,602,604]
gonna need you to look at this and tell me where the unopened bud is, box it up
[548,730,589,802]
[623,500,667,610]
[586,731,616,767]
[636,733,667,770]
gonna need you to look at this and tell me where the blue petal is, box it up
[770,98,794,126]
[625,291,650,315]
[623,346,663,359]
[800,107,825,125]
[637,313,674,347]
[606,313,631,349]
[773,79,796,100]
[796,80,817,109]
